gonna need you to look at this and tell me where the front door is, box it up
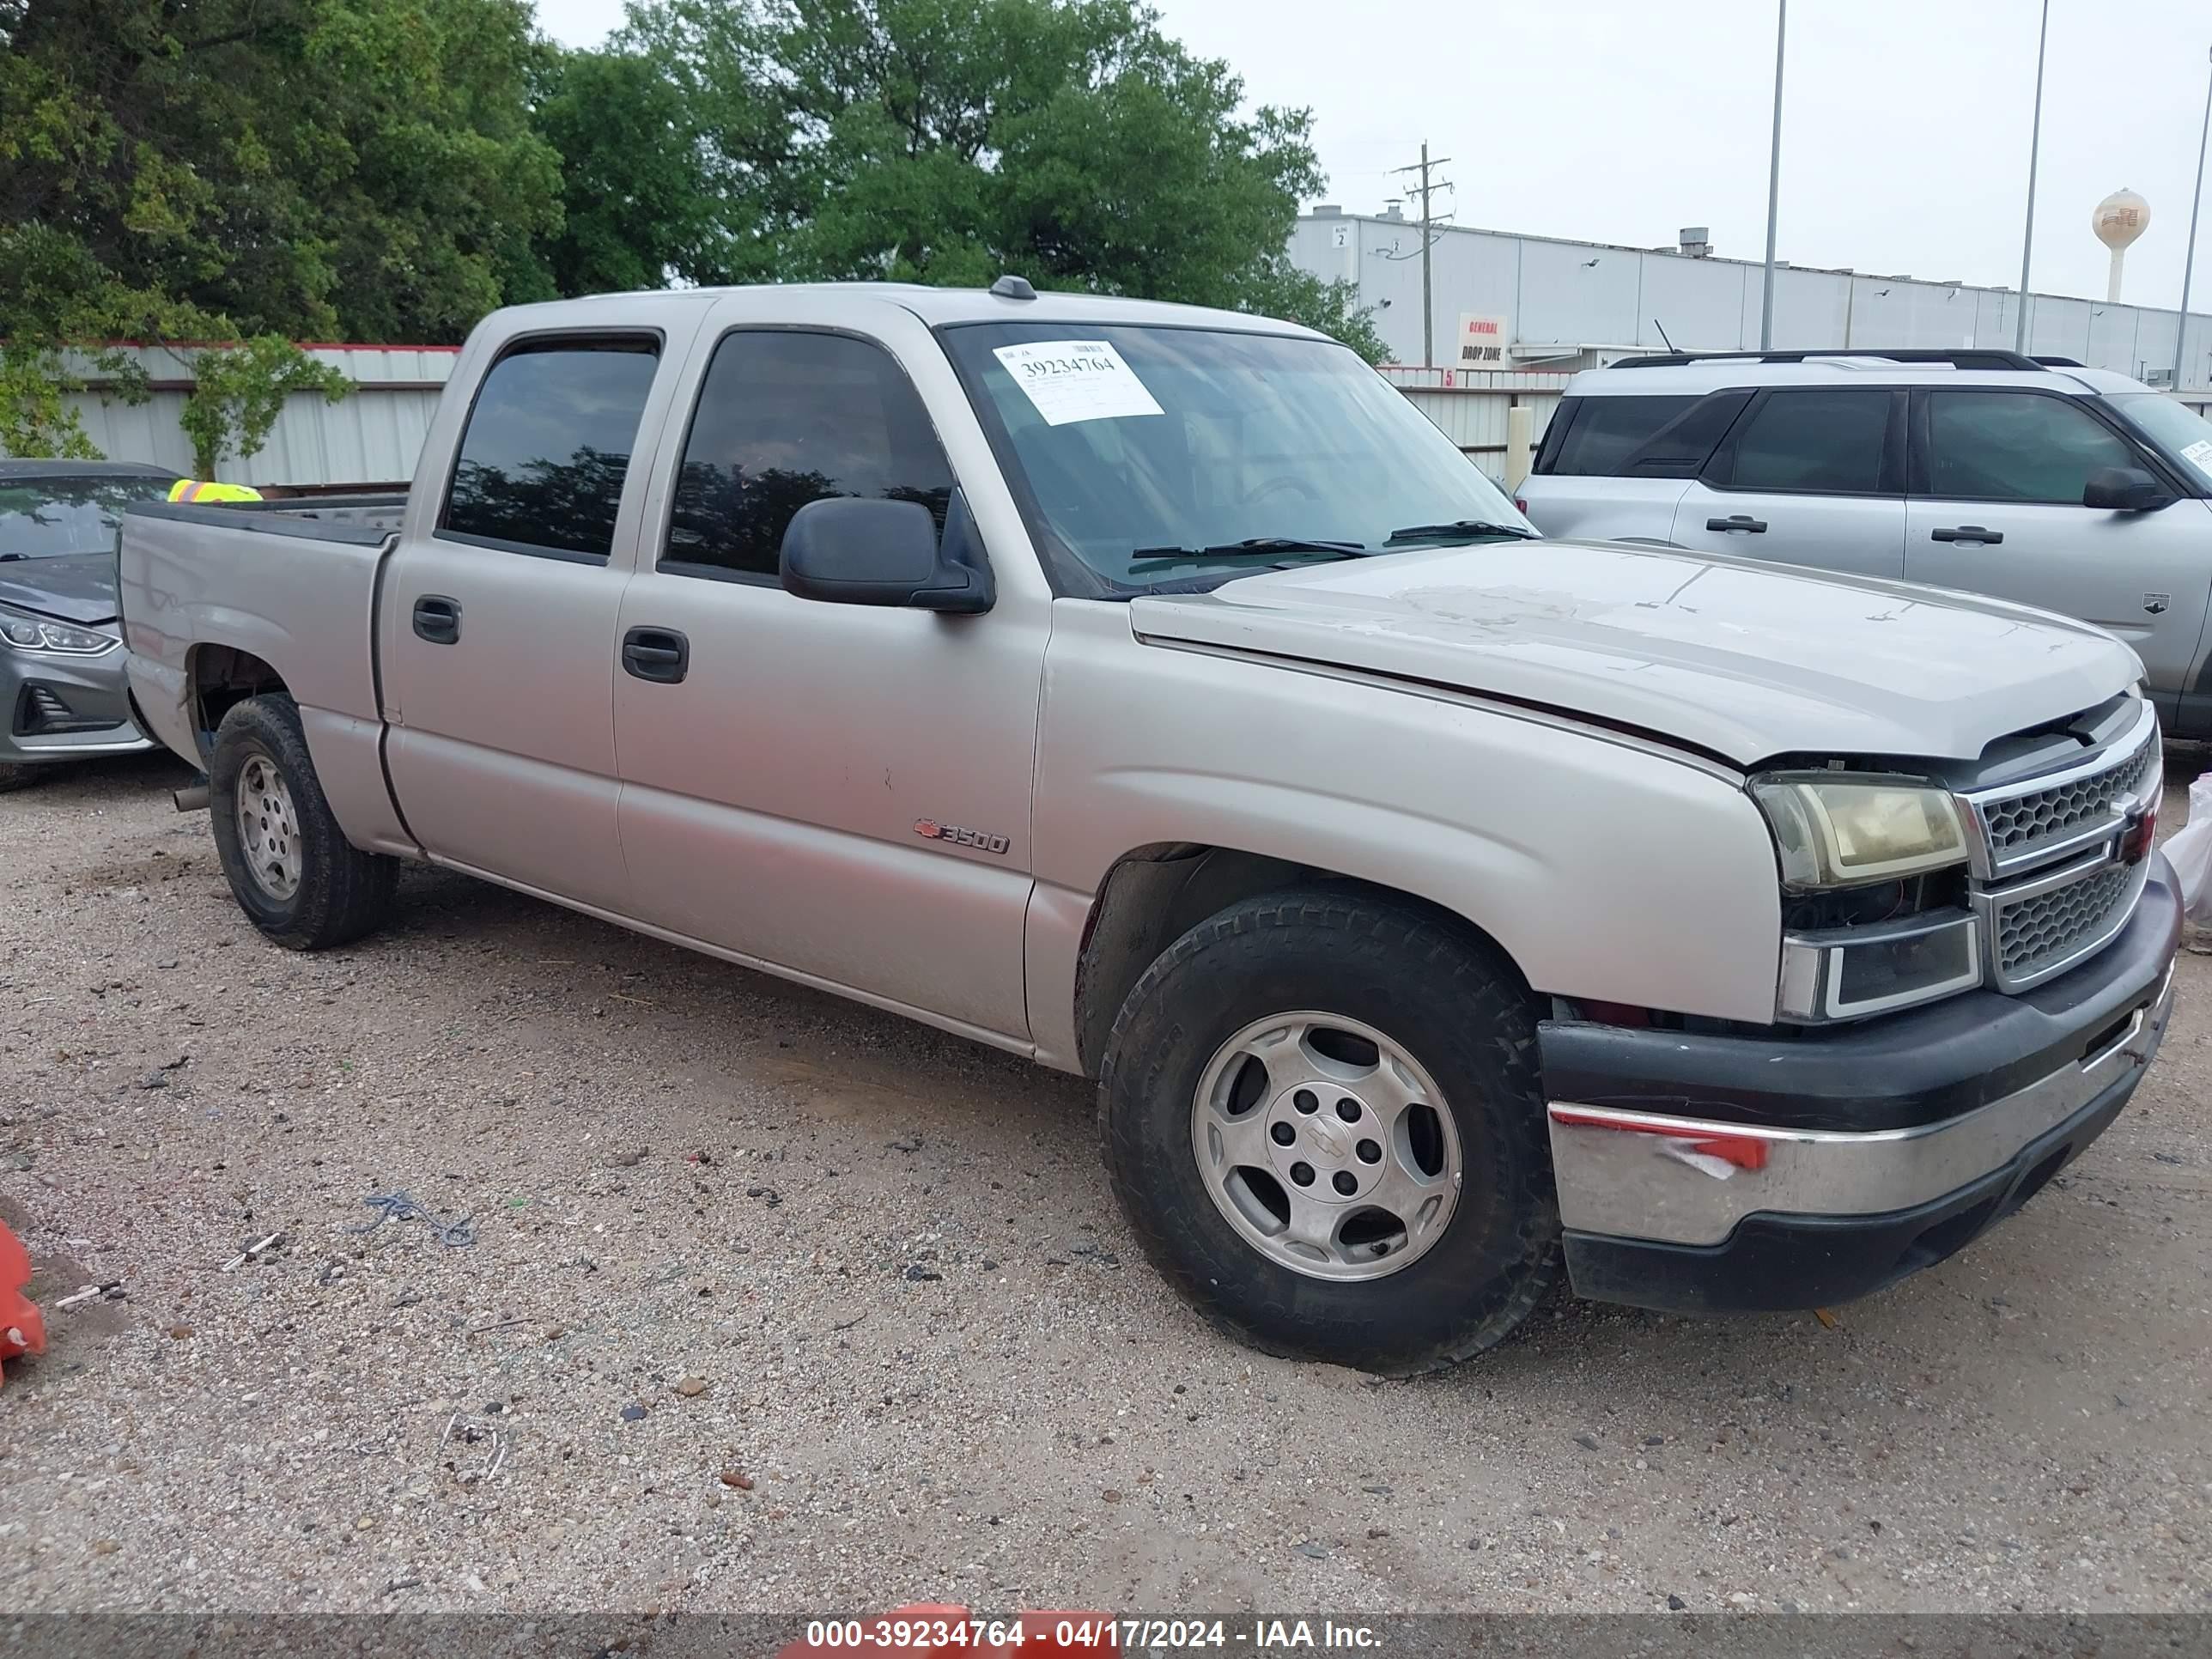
[610,296,1043,1041]
[380,335,663,913]
[1904,387,2212,698]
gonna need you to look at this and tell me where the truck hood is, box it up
[0,550,119,627]
[1127,539,2142,766]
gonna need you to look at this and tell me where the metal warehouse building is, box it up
[1291,208,2212,385]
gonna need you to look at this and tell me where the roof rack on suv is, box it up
[1613,348,2049,372]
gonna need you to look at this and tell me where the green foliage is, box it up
[530,47,716,295]
[0,0,562,349]
[177,339,353,478]
[607,0,1384,354]
[0,346,101,459]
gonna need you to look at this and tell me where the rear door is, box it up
[1668,386,1908,579]
[1904,387,2211,696]
[609,294,1043,1041]
[379,334,665,913]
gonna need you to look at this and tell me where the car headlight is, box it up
[0,604,118,656]
[1752,775,1966,890]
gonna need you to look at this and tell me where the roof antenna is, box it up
[1653,317,1678,352]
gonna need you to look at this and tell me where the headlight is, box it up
[1752,775,1966,889]
[0,604,118,655]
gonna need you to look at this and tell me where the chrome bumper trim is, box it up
[1547,966,2174,1248]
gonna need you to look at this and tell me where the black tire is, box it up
[0,763,40,794]
[1100,888,1560,1375]
[208,694,398,950]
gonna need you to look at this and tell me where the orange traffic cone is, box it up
[1,1220,45,1388]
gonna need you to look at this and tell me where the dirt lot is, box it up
[2,751,2209,1617]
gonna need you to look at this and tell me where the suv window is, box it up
[441,338,659,559]
[1923,391,2138,504]
[663,331,955,580]
[1720,389,1891,495]
[1545,396,1697,476]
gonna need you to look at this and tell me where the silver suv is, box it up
[1518,349,2212,735]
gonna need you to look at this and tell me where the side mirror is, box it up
[2082,466,2173,513]
[779,494,994,613]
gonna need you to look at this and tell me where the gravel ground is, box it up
[1,750,2209,1617]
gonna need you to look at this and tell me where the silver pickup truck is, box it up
[118,282,2181,1373]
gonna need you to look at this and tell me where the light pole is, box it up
[2177,45,2212,389]
[2015,0,2051,353]
[1759,0,1787,349]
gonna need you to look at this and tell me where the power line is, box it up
[1390,143,1454,368]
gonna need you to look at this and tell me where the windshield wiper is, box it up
[1127,537,1366,573]
[1383,520,1538,544]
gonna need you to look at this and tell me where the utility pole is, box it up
[2016,0,2051,353]
[2177,45,2212,389]
[1391,143,1454,367]
[1759,0,1787,349]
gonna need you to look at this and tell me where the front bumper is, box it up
[1,645,150,766]
[1541,860,2180,1314]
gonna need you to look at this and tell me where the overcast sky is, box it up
[534,0,2212,307]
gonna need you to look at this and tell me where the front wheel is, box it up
[209,694,398,950]
[0,762,42,794]
[1099,889,1560,1374]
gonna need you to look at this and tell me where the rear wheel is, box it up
[1100,888,1559,1374]
[209,695,397,950]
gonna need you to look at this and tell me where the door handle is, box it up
[1930,525,2003,544]
[622,626,690,684]
[1705,515,1767,533]
[411,595,461,644]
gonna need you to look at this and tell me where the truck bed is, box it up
[118,499,405,829]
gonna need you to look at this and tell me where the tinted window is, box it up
[663,332,955,578]
[0,474,177,560]
[1925,392,2138,504]
[1724,390,1891,494]
[441,340,659,558]
[1547,397,1697,476]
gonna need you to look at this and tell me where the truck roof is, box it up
[501,282,1326,340]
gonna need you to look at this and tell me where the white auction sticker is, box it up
[991,339,1164,426]
[2182,437,2212,478]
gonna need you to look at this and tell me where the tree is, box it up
[0,0,563,349]
[616,0,1384,356]
[530,47,717,296]
[0,345,101,460]
[176,338,353,478]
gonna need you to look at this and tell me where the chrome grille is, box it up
[1989,858,2146,989]
[1963,702,2161,881]
[1980,733,2156,857]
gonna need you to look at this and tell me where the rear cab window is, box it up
[439,337,661,561]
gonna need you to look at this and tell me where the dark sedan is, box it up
[0,459,181,789]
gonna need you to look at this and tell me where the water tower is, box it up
[2094,189,2151,302]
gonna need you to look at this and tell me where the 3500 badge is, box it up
[914,818,1011,855]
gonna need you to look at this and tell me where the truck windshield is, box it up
[942,322,1535,592]
[2108,392,2212,489]
[0,474,178,561]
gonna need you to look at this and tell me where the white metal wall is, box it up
[27,344,458,486]
[1297,215,2212,386]
[1382,366,1566,485]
